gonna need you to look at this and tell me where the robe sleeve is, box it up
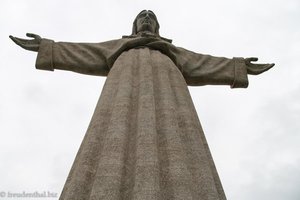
[174,47,249,88]
[35,38,124,76]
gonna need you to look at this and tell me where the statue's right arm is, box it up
[9,33,120,77]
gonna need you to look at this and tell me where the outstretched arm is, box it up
[9,33,121,76]
[174,47,274,88]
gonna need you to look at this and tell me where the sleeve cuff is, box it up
[35,39,54,71]
[231,57,249,88]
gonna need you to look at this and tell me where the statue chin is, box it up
[137,24,155,34]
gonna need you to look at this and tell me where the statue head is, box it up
[124,10,171,43]
[132,10,160,35]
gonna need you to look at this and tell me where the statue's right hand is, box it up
[9,33,42,52]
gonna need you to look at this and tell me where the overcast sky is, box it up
[1,0,299,199]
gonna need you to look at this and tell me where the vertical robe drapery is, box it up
[36,35,248,200]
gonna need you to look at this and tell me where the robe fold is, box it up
[36,34,248,200]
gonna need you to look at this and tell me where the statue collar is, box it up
[122,32,172,43]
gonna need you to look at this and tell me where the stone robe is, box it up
[36,34,248,200]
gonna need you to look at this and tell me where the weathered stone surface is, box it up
[35,34,250,199]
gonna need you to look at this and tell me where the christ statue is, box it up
[10,10,274,200]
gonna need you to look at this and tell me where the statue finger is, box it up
[9,35,23,45]
[257,63,275,68]
[249,57,258,62]
[259,63,274,73]
[245,57,258,63]
[13,36,30,43]
[265,63,275,71]
[245,57,258,65]
[9,36,32,50]
[9,35,15,42]
[248,63,274,75]
[26,33,41,40]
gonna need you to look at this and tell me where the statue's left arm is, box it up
[174,47,274,88]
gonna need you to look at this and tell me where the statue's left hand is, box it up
[245,57,275,75]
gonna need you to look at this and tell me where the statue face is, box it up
[136,10,158,34]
